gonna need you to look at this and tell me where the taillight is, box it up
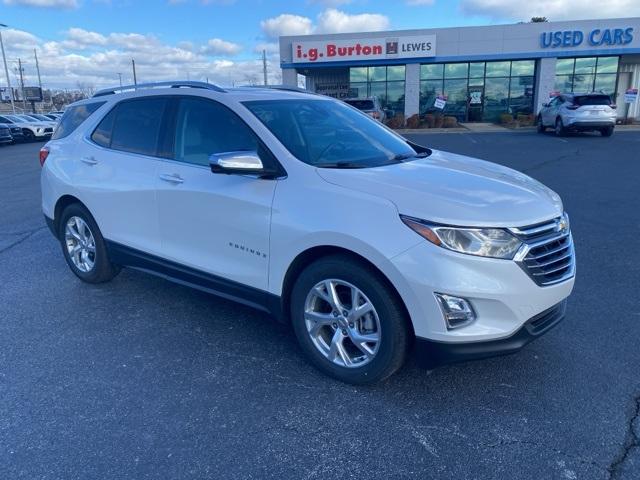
[610,104,617,109]
[372,111,380,119]
[39,146,49,167]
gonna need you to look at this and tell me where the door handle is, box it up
[80,156,98,166]
[159,173,184,184]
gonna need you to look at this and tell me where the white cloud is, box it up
[2,0,78,7]
[254,42,280,55]
[0,27,279,90]
[261,14,314,39]
[260,9,390,38]
[459,0,640,21]
[316,8,389,33]
[202,38,242,56]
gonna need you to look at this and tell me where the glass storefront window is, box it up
[443,78,468,121]
[572,74,595,92]
[597,57,619,74]
[594,74,617,97]
[421,63,444,80]
[511,60,535,76]
[349,66,406,115]
[574,57,597,74]
[509,76,534,115]
[469,63,485,78]
[369,66,387,82]
[484,77,510,121]
[387,66,405,81]
[486,61,511,77]
[419,79,443,112]
[554,56,620,97]
[556,58,575,75]
[445,63,468,79]
[350,67,368,83]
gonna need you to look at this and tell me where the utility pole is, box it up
[262,49,268,86]
[0,24,15,113]
[132,59,137,86]
[117,72,122,86]
[17,57,26,111]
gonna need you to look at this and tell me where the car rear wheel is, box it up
[59,203,120,284]
[536,115,546,133]
[555,118,565,137]
[290,255,410,384]
[600,126,614,137]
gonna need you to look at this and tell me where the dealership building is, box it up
[280,17,640,122]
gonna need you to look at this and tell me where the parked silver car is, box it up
[537,93,616,137]
[343,97,387,122]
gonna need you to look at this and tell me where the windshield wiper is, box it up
[318,161,366,169]
[392,151,430,161]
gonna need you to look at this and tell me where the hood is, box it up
[316,149,563,228]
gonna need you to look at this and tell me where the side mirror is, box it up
[209,151,277,178]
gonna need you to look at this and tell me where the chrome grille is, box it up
[512,216,575,287]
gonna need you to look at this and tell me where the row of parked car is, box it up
[0,112,63,146]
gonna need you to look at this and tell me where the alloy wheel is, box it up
[303,279,381,368]
[64,216,96,273]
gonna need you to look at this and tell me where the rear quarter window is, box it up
[52,102,106,140]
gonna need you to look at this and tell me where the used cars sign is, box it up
[292,35,436,63]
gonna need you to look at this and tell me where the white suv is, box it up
[41,81,575,384]
[537,93,617,137]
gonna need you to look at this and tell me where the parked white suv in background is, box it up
[40,82,575,384]
[0,114,55,141]
[537,93,617,136]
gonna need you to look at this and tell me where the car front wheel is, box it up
[59,203,120,284]
[290,255,411,384]
[23,129,35,142]
[536,115,546,133]
[555,118,565,137]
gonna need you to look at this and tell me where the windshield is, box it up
[243,99,421,168]
[574,95,611,106]
[32,114,51,121]
[344,99,375,110]
[6,115,26,123]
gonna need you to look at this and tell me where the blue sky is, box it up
[1,0,639,89]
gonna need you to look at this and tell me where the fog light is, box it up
[434,293,476,329]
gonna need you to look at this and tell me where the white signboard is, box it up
[292,35,436,64]
[624,88,638,103]
[434,95,447,110]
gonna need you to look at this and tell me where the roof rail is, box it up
[93,81,226,98]
[249,85,317,95]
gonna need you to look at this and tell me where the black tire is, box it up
[554,117,565,137]
[290,254,411,384]
[23,129,35,142]
[58,203,120,284]
[600,126,614,137]
[536,115,545,133]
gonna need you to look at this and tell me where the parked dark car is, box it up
[0,124,12,145]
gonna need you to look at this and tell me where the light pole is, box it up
[0,23,16,113]
[117,72,122,87]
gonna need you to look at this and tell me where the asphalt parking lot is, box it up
[1,130,639,480]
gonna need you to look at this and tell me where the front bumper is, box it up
[415,300,566,367]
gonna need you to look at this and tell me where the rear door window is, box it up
[109,98,168,156]
[51,101,105,140]
[345,100,375,110]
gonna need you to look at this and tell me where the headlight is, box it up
[401,215,522,259]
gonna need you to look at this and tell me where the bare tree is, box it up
[76,82,97,99]
[530,17,548,22]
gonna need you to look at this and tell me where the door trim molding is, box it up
[105,240,284,320]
